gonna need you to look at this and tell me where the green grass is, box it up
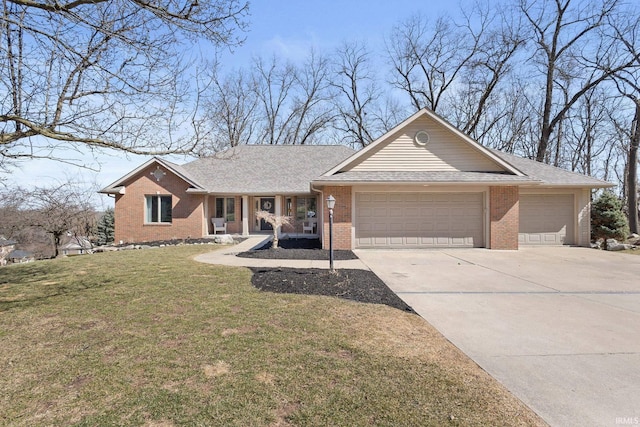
[0,246,545,426]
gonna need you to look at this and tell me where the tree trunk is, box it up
[628,100,640,234]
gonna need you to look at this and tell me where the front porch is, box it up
[203,194,320,238]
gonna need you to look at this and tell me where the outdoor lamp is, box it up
[326,195,335,272]
[326,195,335,210]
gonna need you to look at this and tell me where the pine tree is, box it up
[96,208,115,246]
[591,191,629,248]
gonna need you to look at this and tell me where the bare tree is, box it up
[453,1,525,137]
[387,2,523,137]
[200,67,258,153]
[0,182,97,257]
[253,56,298,145]
[285,50,335,145]
[22,183,97,257]
[518,0,634,162]
[253,52,334,145]
[331,41,381,148]
[387,14,474,113]
[1,0,248,169]
[564,88,617,176]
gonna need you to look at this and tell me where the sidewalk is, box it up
[194,235,369,270]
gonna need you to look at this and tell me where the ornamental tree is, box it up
[255,210,292,249]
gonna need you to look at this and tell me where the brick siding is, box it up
[489,186,519,250]
[114,164,204,244]
[321,186,352,250]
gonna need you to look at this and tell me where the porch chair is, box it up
[211,217,227,234]
[302,218,316,234]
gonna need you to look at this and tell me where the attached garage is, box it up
[519,194,574,245]
[355,192,485,248]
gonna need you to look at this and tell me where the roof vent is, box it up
[414,130,430,146]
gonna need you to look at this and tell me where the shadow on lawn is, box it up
[237,238,358,261]
[0,262,110,312]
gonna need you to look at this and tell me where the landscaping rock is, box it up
[607,241,634,251]
[214,234,235,244]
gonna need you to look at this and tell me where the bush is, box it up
[591,191,629,248]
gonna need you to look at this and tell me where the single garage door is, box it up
[519,194,574,245]
[355,192,484,248]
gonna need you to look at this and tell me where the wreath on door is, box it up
[262,200,272,211]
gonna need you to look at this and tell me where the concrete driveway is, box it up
[355,247,640,427]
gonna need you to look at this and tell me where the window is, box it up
[215,197,235,222]
[146,195,172,223]
[285,197,293,216]
[296,197,317,220]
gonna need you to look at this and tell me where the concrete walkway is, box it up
[194,235,369,269]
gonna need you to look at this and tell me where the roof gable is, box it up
[325,109,524,176]
[99,157,206,194]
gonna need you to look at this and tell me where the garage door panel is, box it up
[356,192,484,248]
[519,194,574,245]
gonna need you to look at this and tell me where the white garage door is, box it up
[519,194,574,245]
[355,192,484,248]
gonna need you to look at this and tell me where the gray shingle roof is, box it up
[183,145,355,194]
[8,250,33,259]
[491,150,613,188]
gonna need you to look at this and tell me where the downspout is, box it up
[310,183,324,246]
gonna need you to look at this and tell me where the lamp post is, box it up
[326,195,336,272]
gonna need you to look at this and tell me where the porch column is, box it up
[275,195,282,238]
[203,195,209,236]
[242,195,249,236]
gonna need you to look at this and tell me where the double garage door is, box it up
[355,192,575,248]
[355,192,484,248]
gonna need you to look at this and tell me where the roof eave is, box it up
[520,182,614,189]
[98,186,125,195]
[185,188,209,194]
[311,179,541,186]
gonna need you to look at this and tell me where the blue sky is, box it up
[5,0,457,208]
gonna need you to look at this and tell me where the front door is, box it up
[259,197,275,230]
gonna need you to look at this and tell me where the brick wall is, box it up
[114,164,204,244]
[321,186,352,250]
[489,186,519,250]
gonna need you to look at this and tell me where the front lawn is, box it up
[0,246,545,426]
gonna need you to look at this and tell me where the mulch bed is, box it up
[250,267,415,313]
[241,238,414,313]
[236,237,358,260]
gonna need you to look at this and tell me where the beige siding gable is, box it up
[348,116,507,172]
